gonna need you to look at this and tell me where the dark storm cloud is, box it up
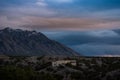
[44,30,120,46]
[44,29,120,56]
[113,29,120,35]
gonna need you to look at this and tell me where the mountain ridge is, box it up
[0,27,80,56]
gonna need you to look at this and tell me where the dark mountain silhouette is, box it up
[0,28,79,56]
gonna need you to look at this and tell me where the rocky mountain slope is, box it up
[0,28,79,56]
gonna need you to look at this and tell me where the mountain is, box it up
[0,28,79,56]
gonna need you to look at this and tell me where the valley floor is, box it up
[0,56,120,80]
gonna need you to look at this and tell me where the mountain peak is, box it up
[1,27,13,32]
[4,27,12,30]
[1,27,22,33]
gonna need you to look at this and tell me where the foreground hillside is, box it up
[0,28,79,56]
[0,56,120,80]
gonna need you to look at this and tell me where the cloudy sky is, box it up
[0,0,120,56]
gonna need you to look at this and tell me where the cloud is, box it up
[44,30,120,45]
[0,0,120,31]
[0,5,56,20]
[36,0,47,6]
[88,9,120,19]
[77,0,120,10]
[71,44,120,56]
[87,30,119,37]
[43,30,120,56]
[1,16,120,31]
[49,0,73,3]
